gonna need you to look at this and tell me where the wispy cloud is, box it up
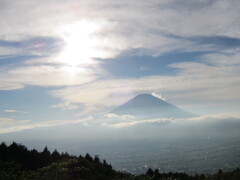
[104,113,135,120]
[0,0,239,118]
[139,66,151,71]
[101,114,240,128]
[102,118,172,128]
[0,117,91,134]
[0,63,98,90]
[4,109,28,114]
[151,91,166,101]
[50,52,240,115]
[0,0,239,57]
[0,117,31,127]
[0,37,63,57]
[0,117,13,123]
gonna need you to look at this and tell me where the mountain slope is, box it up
[111,94,194,118]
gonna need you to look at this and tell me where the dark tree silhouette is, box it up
[94,155,100,163]
[1,141,240,180]
[85,153,93,161]
[146,167,154,177]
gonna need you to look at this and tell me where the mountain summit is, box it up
[112,94,194,118]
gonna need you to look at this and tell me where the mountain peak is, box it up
[134,93,165,101]
[111,94,194,118]
[135,94,154,98]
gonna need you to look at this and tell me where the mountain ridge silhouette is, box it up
[111,94,194,118]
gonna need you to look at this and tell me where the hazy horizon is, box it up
[0,0,240,175]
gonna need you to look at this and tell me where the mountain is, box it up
[111,94,194,118]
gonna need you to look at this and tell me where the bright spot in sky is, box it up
[58,21,100,67]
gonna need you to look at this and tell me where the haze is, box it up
[0,0,240,175]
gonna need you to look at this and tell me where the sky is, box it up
[0,0,240,135]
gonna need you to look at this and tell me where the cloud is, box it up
[0,46,24,56]
[189,36,240,49]
[102,117,172,128]
[0,0,239,58]
[51,102,81,110]
[4,109,28,114]
[139,66,151,71]
[202,51,240,65]
[50,51,240,115]
[0,117,31,127]
[0,117,16,127]
[0,117,13,123]
[101,114,240,128]
[0,37,64,57]
[0,117,91,134]
[0,0,239,116]
[151,91,166,101]
[186,114,240,122]
[104,113,135,120]
[0,63,98,90]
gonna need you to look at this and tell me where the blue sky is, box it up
[0,0,240,134]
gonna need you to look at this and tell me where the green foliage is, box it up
[137,167,240,180]
[0,141,240,180]
[0,161,29,180]
[0,141,72,170]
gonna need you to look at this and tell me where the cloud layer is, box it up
[0,0,239,118]
[0,117,90,134]
[50,52,240,115]
[0,0,239,60]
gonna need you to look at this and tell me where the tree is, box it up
[85,153,93,161]
[94,155,100,163]
[51,149,60,162]
[40,146,51,167]
[146,168,154,177]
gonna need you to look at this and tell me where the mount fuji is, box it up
[111,94,195,118]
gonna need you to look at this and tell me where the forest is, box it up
[0,141,240,180]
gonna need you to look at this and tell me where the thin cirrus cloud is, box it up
[101,114,240,128]
[104,113,135,120]
[4,109,28,114]
[0,0,239,56]
[0,64,98,90]
[0,117,90,134]
[50,52,240,115]
[0,117,13,122]
[0,117,31,127]
[1,114,240,134]
[0,0,238,62]
[0,0,239,119]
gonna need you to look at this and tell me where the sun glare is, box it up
[58,21,100,67]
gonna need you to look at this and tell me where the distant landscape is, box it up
[1,141,240,180]
[1,94,240,177]
[1,0,240,179]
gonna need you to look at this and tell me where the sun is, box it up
[58,21,100,67]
